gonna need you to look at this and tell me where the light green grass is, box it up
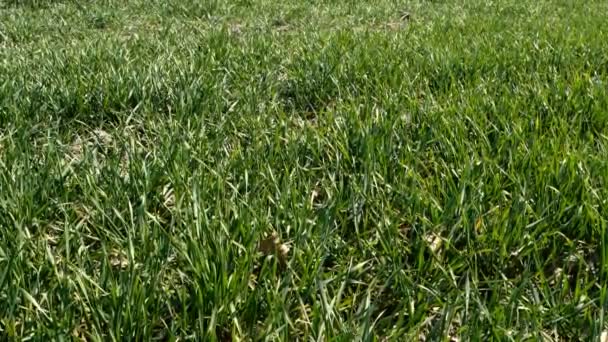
[1,0,608,340]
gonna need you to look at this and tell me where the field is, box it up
[1,0,608,340]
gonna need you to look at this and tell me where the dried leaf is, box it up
[399,223,411,238]
[230,23,243,35]
[162,184,175,209]
[400,10,411,21]
[424,233,443,254]
[277,243,290,259]
[258,232,279,255]
[248,273,257,290]
[109,249,129,269]
[72,318,89,341]
[258,232,290,265]
[386,22,403,31]
[475,216,484,234]
[310,189,319,207]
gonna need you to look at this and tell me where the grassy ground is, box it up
[1,0,608,340]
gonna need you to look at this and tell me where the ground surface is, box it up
[1,0,608,340]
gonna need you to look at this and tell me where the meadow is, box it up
[1,0,608,340]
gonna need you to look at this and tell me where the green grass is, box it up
[1,0,608,340]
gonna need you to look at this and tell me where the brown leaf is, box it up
[258,232,290,266]
[109,249,129,269]
[258,232,279,255]
[399,223,411,238]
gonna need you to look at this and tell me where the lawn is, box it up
[1,0,608,340]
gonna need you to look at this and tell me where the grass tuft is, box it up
[1,0,608,340]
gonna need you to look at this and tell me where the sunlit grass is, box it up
[1,0,608,340]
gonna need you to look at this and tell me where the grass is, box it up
[1,0,608,340]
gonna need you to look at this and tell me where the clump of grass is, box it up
[1,0,608,340]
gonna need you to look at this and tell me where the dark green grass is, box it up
[1,0,608,340]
